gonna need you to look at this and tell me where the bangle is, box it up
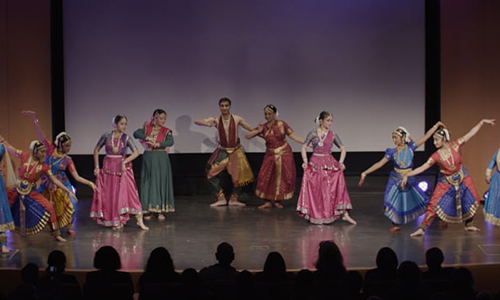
[361,172,366,177]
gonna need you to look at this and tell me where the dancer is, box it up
[0,135,72,241]
[0,141,15,253]
[23,111,97,235]
[194,97,254,207]
[245,104,304,209]
[358,122,443,232]
[90,115,149,230]
[296,111,356,225]
[133,109,174,220]
[401,119,495,236]
[484,146,500,226]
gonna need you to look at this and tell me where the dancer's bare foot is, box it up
[54,235,67,242]
[210,200,227,207]
[342,212,357,225]
[464,226,480,232]
[157,214,165,221]
[144,215,152,221]
[1,245,9,254]
[228,194,245,207]
[410,228,425,237]
[113,224,124,231]
[389,226,401,233]
[274,202,284,209]
[258,202,272,209]
[67,229,76,236]
[137,221,150,231]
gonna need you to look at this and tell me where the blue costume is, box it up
[0,144,15,247]
[383,140,429,225]
[485,149,500,226]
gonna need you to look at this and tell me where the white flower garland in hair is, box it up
[396,126,411,143]
[54,132,68,146]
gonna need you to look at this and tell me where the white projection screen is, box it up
[64,0,425,154]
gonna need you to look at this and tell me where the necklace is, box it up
[317,128,328,147]
[440,145,456,170]
[395,145,409,168]
[24,156,39,179]
[111,131,123,153]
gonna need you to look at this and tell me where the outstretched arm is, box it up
[401,161,434,187]
[245,124,264,139]
[358,157,389,186]
[414,121,444,147]
[0,136,21,158]
[23,111,49,144]
[194,117,216,127]
[462,119,495,143]
[239,119,254,132]
[288,132,304,144]
[69,168,97,192]
[48,173,76,199]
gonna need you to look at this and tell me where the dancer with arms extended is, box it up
[23,111,97,236]
[358,122,443,232]
[0,140,15,253]
[195,97,254,206]
[134,109,174,220]
[91,115,148,230]
[246,104,304,209]
[401,119,495,236]
[297,111,356,225]
[0,135,72,242]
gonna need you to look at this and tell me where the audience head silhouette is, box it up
[376,247,398,274]
[47,250,66,273]
[215,242,234,266]
[145,246,175,275]
[315,240,345,274]
[93,246,121,271]
[426,247,444,270]
[263,252,287,277]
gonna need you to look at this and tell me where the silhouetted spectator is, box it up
[233,270,259,300]
[422,247,454,281]
[199,242,239,286]
[312,241,347,299]
[385,260,424,300]
[450,267,477,300]
[255,252,292,282]
[345,270,363,300]
[9,263,39,300]
[293,269,313,300]
[38,250,82,300]
[181,268,210,300]
[363,247,398,298]
[83,246,134,300]
[138,247,181,299]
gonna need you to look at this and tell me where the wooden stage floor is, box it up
[1,177,500,272]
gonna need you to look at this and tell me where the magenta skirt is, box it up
[296,154,352,224]
[90,156,142,227]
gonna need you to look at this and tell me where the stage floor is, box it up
[1,177,500,272]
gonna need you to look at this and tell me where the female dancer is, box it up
[90,115,149,230]
[23,111,97,235]
[0,135,72,241]
[358,122,443,232]
[402,119,495,236]
[484,147,500,226]
[0,141,15,253]
[246,104,304,209]
[296,111,356,225]
[133,109,174,220]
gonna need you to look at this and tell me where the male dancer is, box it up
[195,98,254,206]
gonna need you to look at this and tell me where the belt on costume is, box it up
[145,149,166,152]
[267,143,289,154]
[442,168,464,185]
[218,145,241,154]
[312,152,330,156]
[394,168,412,174]
[16,179,35,196]
[106,155,124,158]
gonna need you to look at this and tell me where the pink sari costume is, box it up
[206,115,254,195]
[297,130,352,224]
[420,138,479,229]
[90,132,142,227]
[255,120,296,201]
[8,151,60,236]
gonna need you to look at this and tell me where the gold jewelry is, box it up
[24,156,39,179]
[111,131,122,153]
[317,128,328,147]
